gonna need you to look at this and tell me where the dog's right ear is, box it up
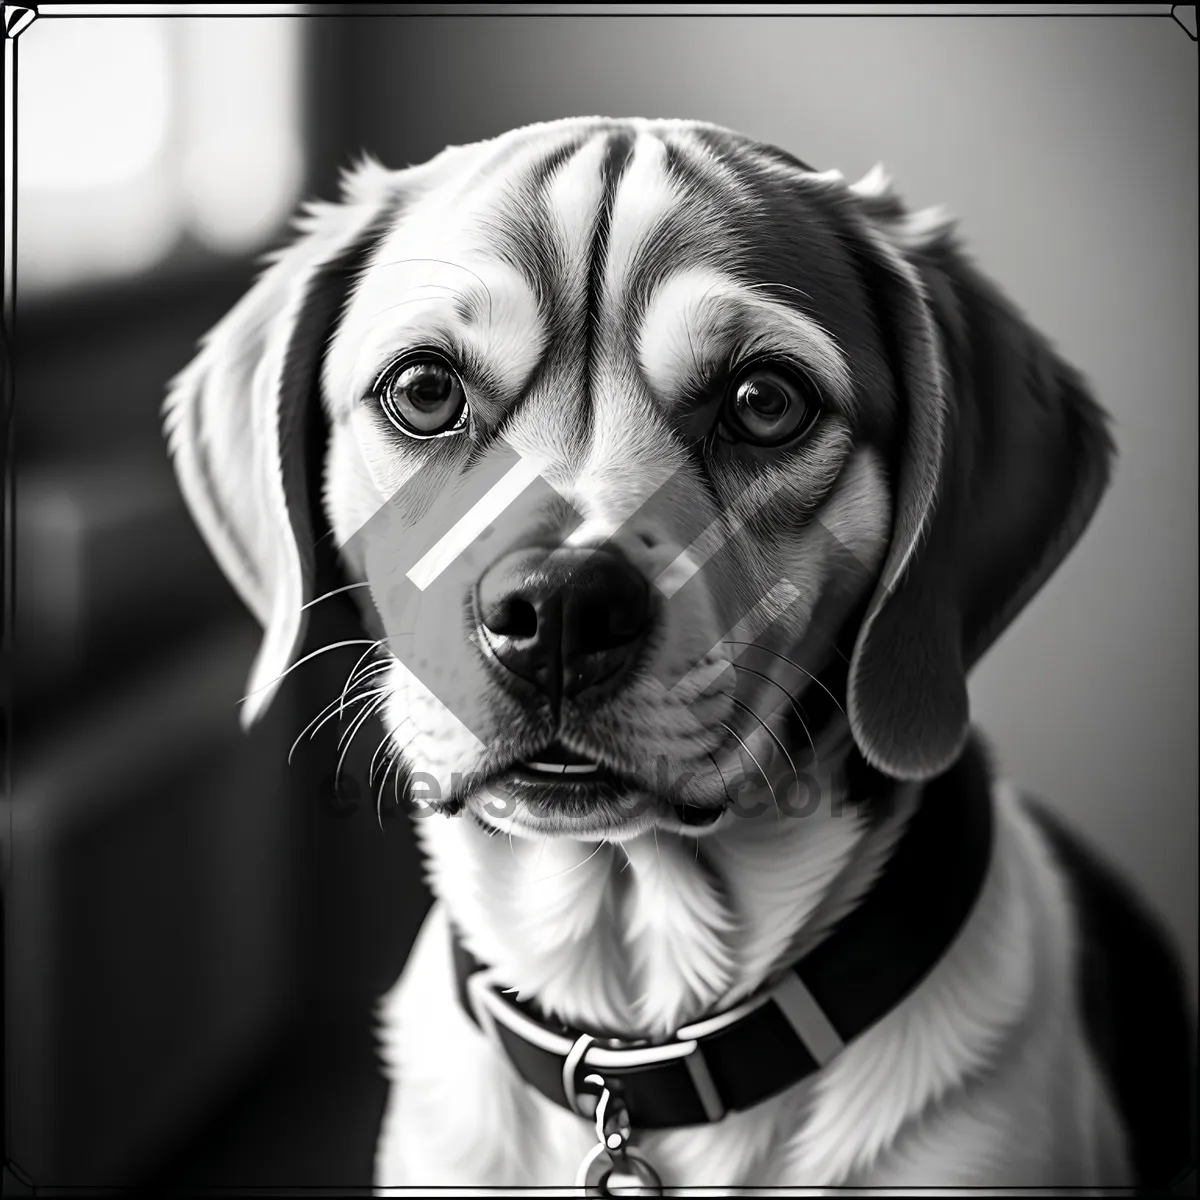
[837,168,1114,782]
[163,156,401,728]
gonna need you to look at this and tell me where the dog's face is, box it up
[166,117,1113,841]
[320,120,900,839]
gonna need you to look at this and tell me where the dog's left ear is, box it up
[163,156,401,727]
[842,167,1115,781]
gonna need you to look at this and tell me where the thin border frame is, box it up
[0,3,1194,1196]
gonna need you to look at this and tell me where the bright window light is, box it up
[179,18,304,254]
[17,15,305,295]
[21,19,172,191]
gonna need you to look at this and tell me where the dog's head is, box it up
[165,117,1112,840]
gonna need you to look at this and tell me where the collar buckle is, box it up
[470,972,728,1126]
[563,1033,599,1118]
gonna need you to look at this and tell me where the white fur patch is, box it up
[619,835,739,1034]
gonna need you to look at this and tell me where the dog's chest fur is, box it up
[373,780,1128,1189]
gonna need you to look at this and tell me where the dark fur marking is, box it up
[1027,800,1196,1189]
[581,130,637,432]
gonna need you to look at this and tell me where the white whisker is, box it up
[299,581,374,611]
[720,690,801,798]
[722,640,846,715]
[335,691,389,793]
[288,684,389,765]
[237,639,379,706]
[719,720,779,828]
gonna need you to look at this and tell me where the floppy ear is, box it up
[843,167,1115,781]
[163,158,400,727]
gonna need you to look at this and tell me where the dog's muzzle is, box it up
[475,544,654,709]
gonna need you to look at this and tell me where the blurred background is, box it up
[5,8,1196,1191]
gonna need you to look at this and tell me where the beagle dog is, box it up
[164,118,1192,1193]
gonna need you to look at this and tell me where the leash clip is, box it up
[572,1068,663,1196]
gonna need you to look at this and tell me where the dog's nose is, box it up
[476,546,652,704]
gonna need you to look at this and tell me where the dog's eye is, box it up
[378,355,468,439]
[721,363,821,447]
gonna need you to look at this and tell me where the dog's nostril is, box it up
[483,596,539,639]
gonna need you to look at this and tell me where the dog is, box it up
[164,117,1192,1192]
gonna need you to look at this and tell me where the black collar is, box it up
[451,738,995,1131]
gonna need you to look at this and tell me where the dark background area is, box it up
[10,16,430,1192]
[5,10,1196,1193]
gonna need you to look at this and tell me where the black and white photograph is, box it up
[4,4,1196,1194]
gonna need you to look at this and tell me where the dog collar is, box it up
[451,738,995,1133]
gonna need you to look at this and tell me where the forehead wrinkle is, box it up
[467,136,604,320]
[588,132,721,455]
[600,133,681,318]
[543,133,612,317]
[584,132,774,503]
[496,133,616,464]
[360,129,586,316]
[637,268,856,417]
[689,126,821,187]
[439,123,591,211]
[674,129,759,206]
[595,131,757,400]
[624,131,756,302]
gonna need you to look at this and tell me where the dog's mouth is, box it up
[464,739,726,834]
[486,739,630,802]
[510,740,617,783]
